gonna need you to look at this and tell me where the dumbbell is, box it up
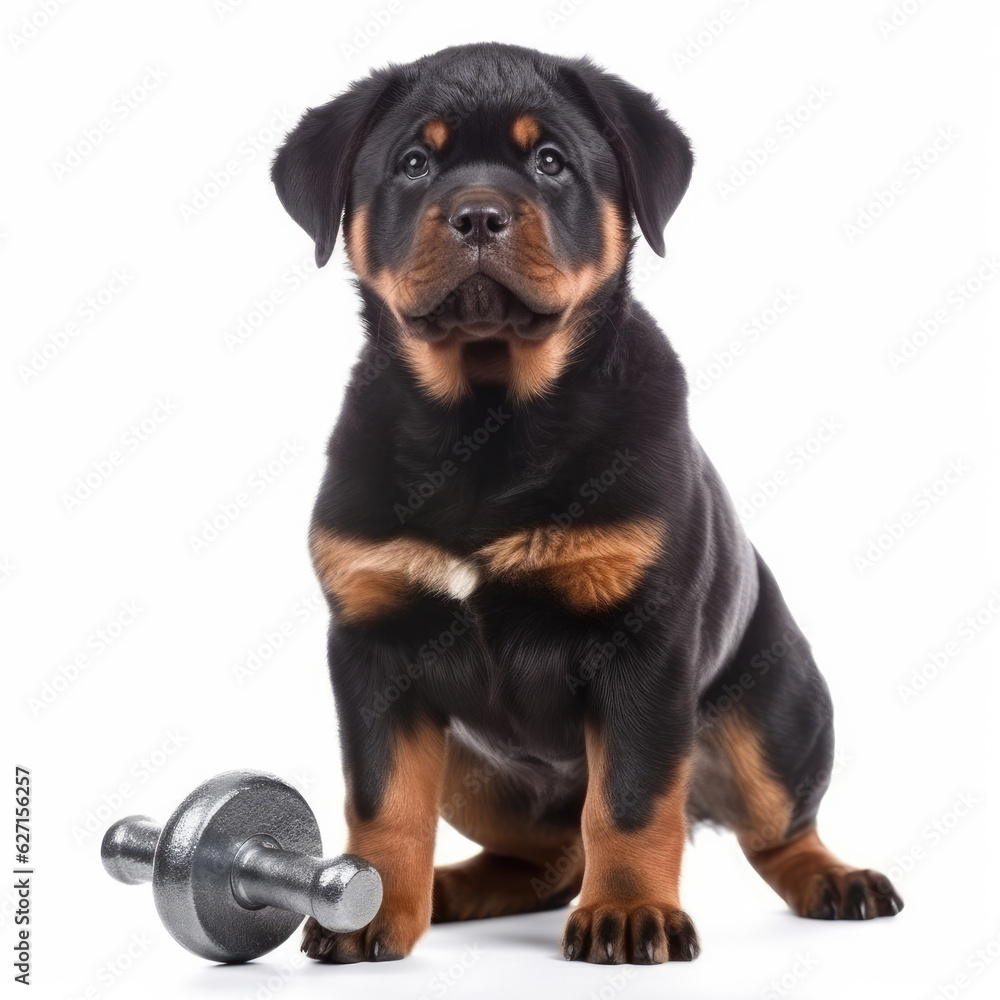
[101,770,382,963]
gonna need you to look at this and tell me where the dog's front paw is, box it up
[301,903,426,963]
[562,903,700,965]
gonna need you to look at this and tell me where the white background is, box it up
[3,0,999,998]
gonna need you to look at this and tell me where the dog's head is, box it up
[272,43,692,404]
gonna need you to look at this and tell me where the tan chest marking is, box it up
[309,528,478,624]
[477,519,666,612]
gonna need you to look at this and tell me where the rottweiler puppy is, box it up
[271,42,903,965]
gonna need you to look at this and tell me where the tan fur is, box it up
[422,118,449,151]
[344,208,369,278]
[432,735,584,920]
[369,207,448,315]
[397,338,470,406]
[501,200,628,402]
[578,735,690,910]
[562,731,694,963]
[478,518,666,611]
[709,711,794,853]
[510,113,542,150]
[363,199,629,405]
[317,723,446,960]
[745,827,856,916]
[309,527,477,624]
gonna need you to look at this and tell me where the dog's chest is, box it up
[440,614,590,765]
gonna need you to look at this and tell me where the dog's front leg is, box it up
[302,708,446,963]
[563,722,700,965]
[302,526,475,961]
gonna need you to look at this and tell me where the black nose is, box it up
[448,201,510,242]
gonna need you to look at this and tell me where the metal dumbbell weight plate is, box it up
[101,770,382,963]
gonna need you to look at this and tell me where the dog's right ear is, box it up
[272,67,408,267]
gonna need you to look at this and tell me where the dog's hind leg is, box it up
[691,552,904,920]
[432,737,585,922]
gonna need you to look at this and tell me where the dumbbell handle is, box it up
[102,815,379,933]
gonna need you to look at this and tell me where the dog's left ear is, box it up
[272,66,409,267]
[561,60,693,257]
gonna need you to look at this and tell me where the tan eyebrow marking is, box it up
[422,118,449,151]
[510,113,542,151]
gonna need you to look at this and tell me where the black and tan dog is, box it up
[271,42,902,965]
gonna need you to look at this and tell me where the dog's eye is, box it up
[401,149,429,179]
[401,149,429,178]
[535,147,565,176]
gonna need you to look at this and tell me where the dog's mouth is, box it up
[407,274,563,343]
[403,274,564,386]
